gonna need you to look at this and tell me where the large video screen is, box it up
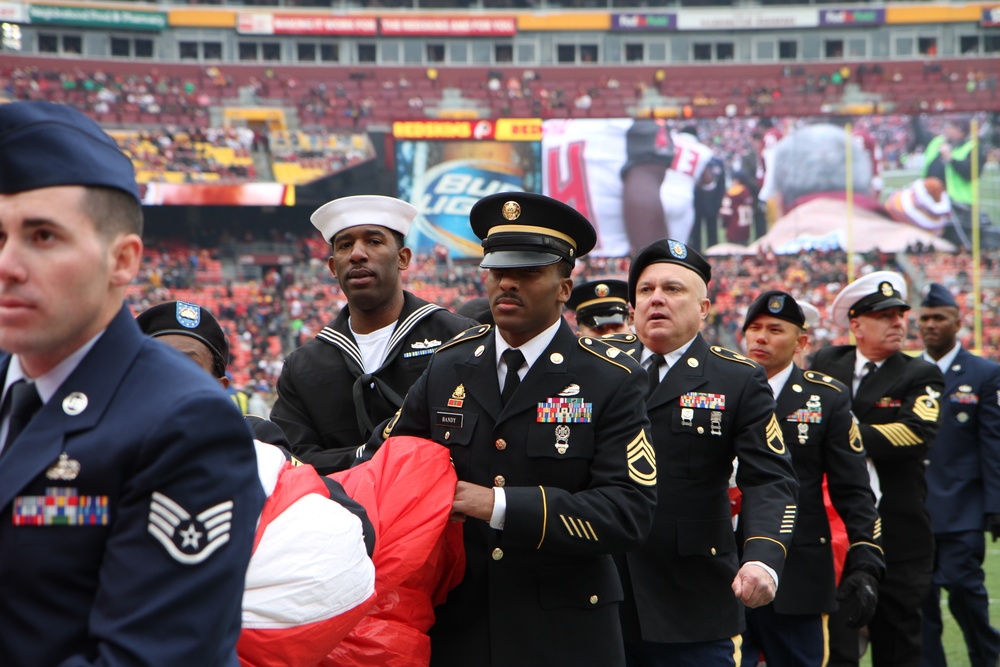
[393,119,542,257]
[541,113,998,257]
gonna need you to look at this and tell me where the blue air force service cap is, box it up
[470,192,596,269]
[921,283,959,309]
[628,238,712,306]
[743,290,806,331]
[567,279,629,328]
[830,270,909,328]
[136,301,230,373]
[0,101,140,202]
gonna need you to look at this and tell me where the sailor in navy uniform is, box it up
[812,271,944,667]
[740,290,884,667]
[612,239,799,667]
[372,192,657,667]
[271,195,475,474]
[566,279,633,337]
[917,283,1000,667]
[0,101,264,666]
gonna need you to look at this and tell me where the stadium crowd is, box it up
[3,58,996,130]
[125,241,1000,408]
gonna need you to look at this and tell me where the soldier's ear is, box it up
[397,246,412,270]
[557,276,572,305]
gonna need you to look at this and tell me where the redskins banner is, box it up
[392,119,541,142]
[237,14,377,35]
[380,16,516,36]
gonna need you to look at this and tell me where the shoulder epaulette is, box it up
[601,332,637,343]
[803,370,845,392]
[597,332,639,355]
[579,337,634,373]
[434,324,492,354]
[710,345,757,368]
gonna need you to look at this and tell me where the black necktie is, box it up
[2,380,42,454]
[646,354,666,398]
[501,349,525,406]
[856,361,878,396]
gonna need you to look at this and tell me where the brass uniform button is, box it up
[710,547,717,556]
[820,537,827,544]
[444,431,451,440]
[495,438,507,451]
[494,475,506,487]
[589,595,599,605]
[492,548,504,561]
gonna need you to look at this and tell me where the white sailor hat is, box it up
[831,270,909,328]
[310,194,417,243]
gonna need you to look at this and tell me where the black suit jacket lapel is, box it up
[854,353,903,418]
[499,321,575,423]
[649,335,710,410]
[454,332,502,422]
[775,365,807,418]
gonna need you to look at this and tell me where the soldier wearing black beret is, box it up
[370,192,657,667]
[566,279,632,337]
[739,291,884,667]
[608,239,798,666]
[918,283,1000,667]
[812,271,944,667]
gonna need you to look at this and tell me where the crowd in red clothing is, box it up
[126,243,1000,407]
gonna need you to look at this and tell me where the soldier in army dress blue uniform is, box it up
[374,192,658,667]
[740,290,885,667]
[609,239,799,667]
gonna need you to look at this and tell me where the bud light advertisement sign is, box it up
[396,140,542,256]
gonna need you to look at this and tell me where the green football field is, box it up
[858,544,1000,665]
[882,163,1000,232]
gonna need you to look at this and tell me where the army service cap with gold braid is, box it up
[566,279,629,329]
[470,192,596,269]
[742,290,806,332]
[831,270,909,328]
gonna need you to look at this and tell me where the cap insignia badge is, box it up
[595,283,610,297]
[669,240,688,259]
[768,295,785,313]
[501,200,521,221]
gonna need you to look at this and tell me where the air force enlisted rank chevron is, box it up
[371,192,656,667]
[608,238,798,667]
[0,101,264,667]
[812,270,944,667]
